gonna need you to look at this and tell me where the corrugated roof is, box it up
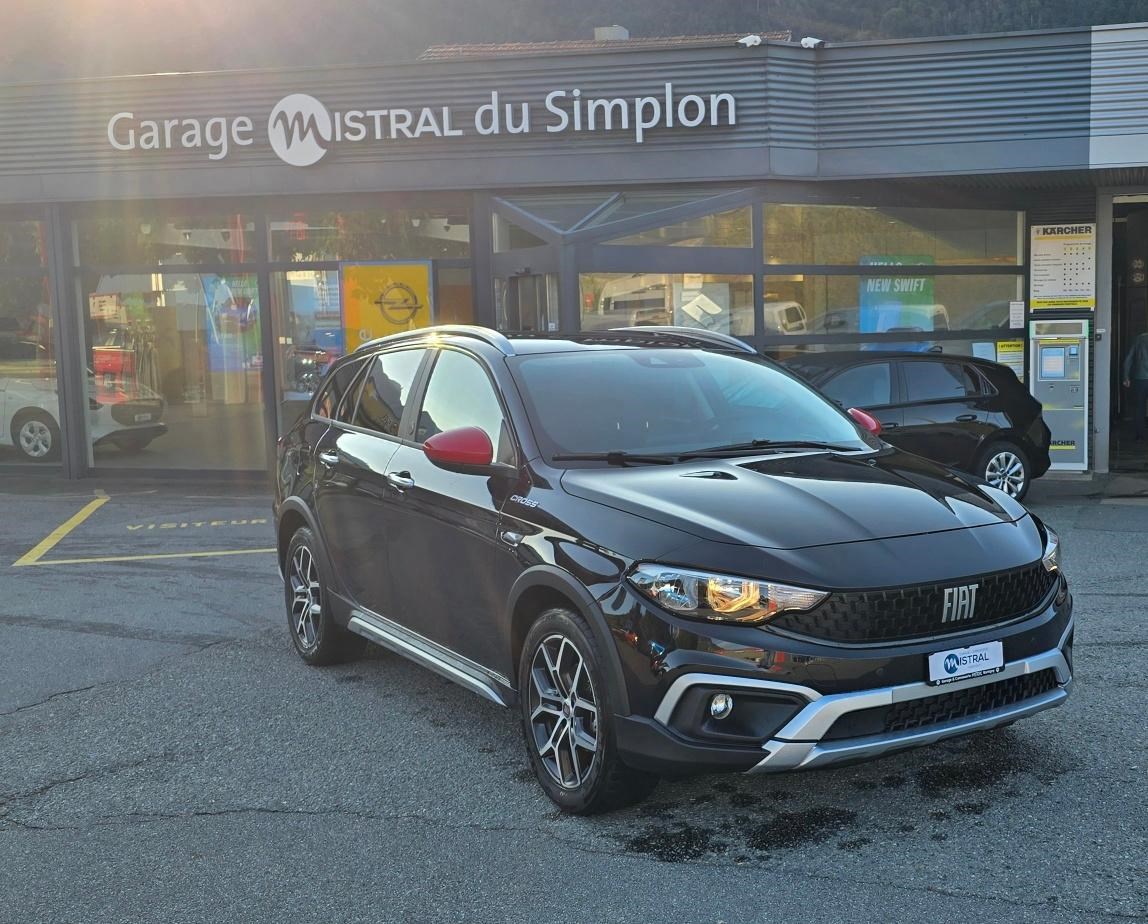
[419,32,793,61]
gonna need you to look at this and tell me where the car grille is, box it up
[822,669,1060,741]
[109,400,164,426]
[770,563,1059,644]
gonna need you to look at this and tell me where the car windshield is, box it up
[510,348,875,460]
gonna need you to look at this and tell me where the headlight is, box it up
[628,564,828,625]
[1042,526,1061,572]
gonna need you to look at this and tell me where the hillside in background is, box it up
[6,0,1148,80]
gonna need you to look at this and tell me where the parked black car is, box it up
[274,326,1072,813]
[782,351,1051,500]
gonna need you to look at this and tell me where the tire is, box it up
[116,436,153,453]
[284,527,362,666]
[978,439,1031,501]
[11,410,60,462]
[518,608,658,814]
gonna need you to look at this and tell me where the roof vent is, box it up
[594,25,630,41]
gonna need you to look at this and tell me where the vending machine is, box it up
[1028,319,1090,471]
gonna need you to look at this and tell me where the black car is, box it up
[782,351,1051,500]
[274,326,1072,813]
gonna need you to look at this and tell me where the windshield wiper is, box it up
[551,451,679,466]
[678,440,859,460]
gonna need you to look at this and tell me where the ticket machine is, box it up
[1028,319,1090,471]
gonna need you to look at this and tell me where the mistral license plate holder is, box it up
[927,640,1004,686]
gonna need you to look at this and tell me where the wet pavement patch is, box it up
[954,801,990,816]
[747,807,858,851]
[837,837,872,851]
[624,824,724,862]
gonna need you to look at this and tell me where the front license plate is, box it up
[134,413,153,423]
[927,641,1004,686]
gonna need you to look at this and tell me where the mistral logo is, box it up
[106,84,739,165]
[268,94,333,167]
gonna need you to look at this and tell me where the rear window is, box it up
[313,358,367,420]
[351,349,426,436]
[902,361,981,402]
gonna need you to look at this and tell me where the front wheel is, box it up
[12,410,60,462]
[518,608,658,814]
[979,440,1031,501]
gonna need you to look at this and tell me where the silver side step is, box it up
[348,610,509,708]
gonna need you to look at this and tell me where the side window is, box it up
[314,359,366,420]
[822,363,892,408]
[416,350,512,461]
[351,349,426,436]
[902,361,980,403]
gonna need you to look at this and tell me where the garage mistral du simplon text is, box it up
[106,83,740,163]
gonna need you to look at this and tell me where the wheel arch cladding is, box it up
[507,565,631,716]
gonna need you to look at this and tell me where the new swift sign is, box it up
[106,85,739,165]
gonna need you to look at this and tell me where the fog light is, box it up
[709,693,734,720]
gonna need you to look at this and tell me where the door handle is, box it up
[387,471,415,490]
[318,450,339,466]
[880,421,899,429]
[500,530,524,547]
[955,414,978,422]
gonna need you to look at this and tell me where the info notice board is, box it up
[1030,224,1096,310]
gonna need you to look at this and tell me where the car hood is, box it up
[559,448,1026,551]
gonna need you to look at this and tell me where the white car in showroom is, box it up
[0,339,167,462]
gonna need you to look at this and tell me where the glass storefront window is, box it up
[0,221,48,267]
[583,190,733,228]
[762,274,1023,337]
[436,267,475,325]
[765,339,1027,374]
[500,194,614,230]
[269,206,470,262]
[76,213,255,266]
[580,272,753,336]
[604,207,752,247]
[764,205,1023,266]
[82,271,266,469]
[0,270,58,464]
[493,213,550,252]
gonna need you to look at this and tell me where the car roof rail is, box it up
[355,325,516,356]
[610,326,757,355]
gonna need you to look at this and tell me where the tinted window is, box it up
[822,363,892,408]
[351,349,426,436]
[314,359,366,420]
[902,361,980,403]
[511,349,872,457]
[416,350,508,454]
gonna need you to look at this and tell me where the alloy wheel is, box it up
[289,545,322,648]
[18,419,52,458]
[528,634,599,789]
[985,450,1026,497]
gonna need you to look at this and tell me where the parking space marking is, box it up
[13,496,110,567]
[18,548,275,566]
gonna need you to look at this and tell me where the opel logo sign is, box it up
[268,94,332,167]
[374,282,423,324]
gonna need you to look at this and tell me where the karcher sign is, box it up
[107,85,738,165]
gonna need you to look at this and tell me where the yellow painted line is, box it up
[19,548,277,567]
[13,495,110,566]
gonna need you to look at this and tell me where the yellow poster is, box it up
[341,262,434,351]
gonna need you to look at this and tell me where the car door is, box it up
[312,348,427,616]
[818,360,903,434]
[383,346,523,675]
[894,359,993,470]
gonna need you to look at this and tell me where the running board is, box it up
[348,610,509,708]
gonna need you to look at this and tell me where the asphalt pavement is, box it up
[0,473,1145,924]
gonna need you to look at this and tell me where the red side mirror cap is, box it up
[847,407,882,436]
[423,426,494,470]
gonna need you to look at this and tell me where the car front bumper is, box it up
[609,582,1073,777]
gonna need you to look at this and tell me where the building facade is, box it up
[1,24,1146,477]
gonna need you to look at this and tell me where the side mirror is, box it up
[423,426,519,478]
[847,407,882,436]
[424,426,494,471]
